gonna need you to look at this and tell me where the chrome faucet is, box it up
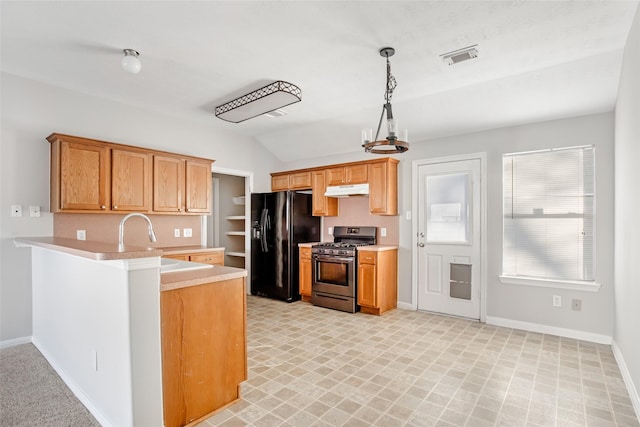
[118,213,157,249]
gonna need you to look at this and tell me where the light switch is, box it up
[29,205,41,217]
[11,205,22,217]
[77,230,86,240]
[183,228,192,238]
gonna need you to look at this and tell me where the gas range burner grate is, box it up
[313,242,369,249]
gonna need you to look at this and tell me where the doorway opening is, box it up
[206,167,253,271]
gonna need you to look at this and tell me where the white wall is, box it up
[283,112,615,339]
[0,72,282,342]
[614,5,640,416]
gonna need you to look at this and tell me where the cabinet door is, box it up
[299,248,312,297]
[326,167,346,185]
[185,159,212,213]
[59,140,109,211]
[190,252,224,266]
[111,149,151,212]
[161,278,247,427]
[357,262,377,308]
[346,164,368,184]
[271,174,289,191]
[368,161,398,215]
[290,172,312,190]
[154,155,184,213]
[312,170,338,216]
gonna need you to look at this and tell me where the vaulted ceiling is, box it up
[2,1,638,162]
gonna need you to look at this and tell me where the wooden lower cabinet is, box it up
[299,247,312,302]
[357,249,398,315]
[163,250,224,266]
[161,277,247,427]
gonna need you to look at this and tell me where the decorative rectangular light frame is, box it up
[215,81,302,123]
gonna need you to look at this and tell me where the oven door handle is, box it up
[313,255,355,263]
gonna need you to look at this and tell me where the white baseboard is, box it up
[31,338,114,427]
[397,301,416,310]
[612,341,640,421]
[485,316,612,345]
[0,336,32,349]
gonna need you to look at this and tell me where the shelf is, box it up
[225,231,246,236]
[226,252,246,258]
[226,216,246,220]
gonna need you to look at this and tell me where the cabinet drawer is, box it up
[358,251,376,265]
[190,252,224,265]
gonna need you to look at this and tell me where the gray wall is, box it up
[283,112,615,339]
[614,5,640,415]
[0,73,282,342]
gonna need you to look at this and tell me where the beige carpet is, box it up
[0,343,99,426]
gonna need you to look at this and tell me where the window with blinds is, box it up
[502,146,595,282]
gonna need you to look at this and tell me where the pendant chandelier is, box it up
[362,47,409,154]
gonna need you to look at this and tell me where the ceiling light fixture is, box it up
[215,81,301,123]
[121,49,141,74]
[362,47,409,154]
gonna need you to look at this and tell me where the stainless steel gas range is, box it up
[311,226,377,313]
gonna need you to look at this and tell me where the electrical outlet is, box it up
[183,228,192,238]
[76,230,86,240]
[29,205,41,217]
[406,211,412,220]
[381,227,387,237]
[174,228,180,238]
[328,227,333,235]
[572,299,582,311]
[11,205,22,217]
[553,295,562,307]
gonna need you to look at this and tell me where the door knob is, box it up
[418,242,425,247]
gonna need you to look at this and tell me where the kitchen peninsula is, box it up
[15,236,247,427]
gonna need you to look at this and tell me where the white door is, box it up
[417,158,481,319]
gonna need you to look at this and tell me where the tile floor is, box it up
[201,296,639,427]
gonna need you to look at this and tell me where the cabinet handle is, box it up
[113,205,118,210]
[178,208,182,212]
[100,205,106,209]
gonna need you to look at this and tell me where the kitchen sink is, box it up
[160,258,214,273]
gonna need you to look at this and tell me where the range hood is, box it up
[324,183,370,198]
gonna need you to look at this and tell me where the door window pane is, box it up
[426,173,470,243]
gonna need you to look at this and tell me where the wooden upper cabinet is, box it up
[49,135,110,212]
[327,164,368,186]
[271,174,289,191]
[153,156,212,214]
[289,171,312,190]
[271,171,312,191]
[153,155,184,213]
[368,159,398,215]
[47,133,214,215]
[185,159,212,213]
[111,149,151,212]
[311,170,338,216]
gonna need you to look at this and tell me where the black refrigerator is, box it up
[251,191,320,302]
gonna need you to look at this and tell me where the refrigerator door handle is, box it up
[286,195,290,232]
[260,208,269,252]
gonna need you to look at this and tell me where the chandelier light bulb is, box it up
[121,49,141,74]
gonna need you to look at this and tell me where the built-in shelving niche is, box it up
[208,173,247,269]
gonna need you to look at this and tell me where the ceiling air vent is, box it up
[441,45,478,65]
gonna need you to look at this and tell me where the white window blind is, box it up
[503,146,595,282]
